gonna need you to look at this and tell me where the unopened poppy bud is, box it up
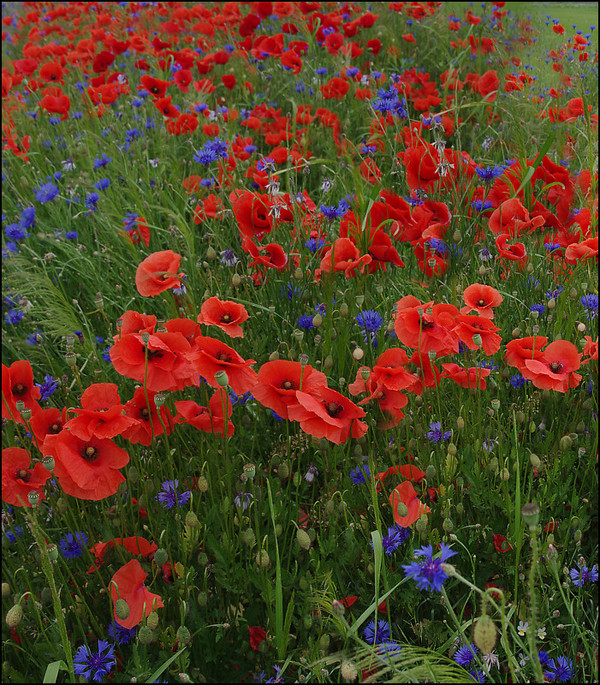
[154,548,168,567]
[176,626,191,646]
[115,599,130,620]
[456,502,464,515]
[28,490,40,507]
[214,370,229,387]
[340,660,358,681]
[352,347,364,361]
[47,543,58,561]
[489,457,498,473]
[255,549,271,568]
[297,529,311,551]
[529,453,541,469]
[447,443,457,456]
[339,302,349,318]
[294,267,303,281]
[522,502,540,528]
[138,625,154,644]
[573,529,582,543]
[197,476,208,493]
[443,517,454,532]
[206,246,217,260]
[512,327,522,338]
[1,584,9,600]
[452,229,462,243]
[185,511,199,528]
[478,265,488,276]
[456,416,465,430]
[312,313,323,328]
[197,591,208,606]
[499,467,510,481]
[415,516,428,534]
[569,287,578,299]
[241,529,256,547]
[526,262,534,274]
[146,611,159,630]
[559,435,572,450]
[515,410,525,424]
[320,634,330,651]
[42,456,55,471]
[231,273,241,287]
[5,604,24,628]
[473,614,497,654]
[426,465,436,480]
[278,461,289,479]
[323,354,334,370]
[547,544,559,562]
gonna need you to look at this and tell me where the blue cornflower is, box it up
[363,619,391,644]
[4,309,24,324]
[297,315,314,330]
[73,640,116,683]
[510,372,528,388]
[93,155,111,169]
[20,206,36,228]
[65,230,78,240]
[471,199,494,212]
[271,410,283,422]
[546,285,563,300]
[454,643,478,667]
[349,464,370,484]
[530,304,546,314]
[4,526,23,543]
[428,238,447,254]
[547,655,574,682]
[305,237,325,252]
[156,480,191,510]
[36,375,59,401]
[315,67,328,75]
[475,165,505,183]
[469,670,486,683]
[229,390,252,406]
[256,156,276,172]
[4,223,29,241]
[94,178,110,191]
[374,641,402,661]
[402,543,457,592]
[59,531,89,559]
[35,182,59,203]
[356,310,383,332]
[581,294,598,318]
[544,242,562,252]
[107,622,136,645]
[569,563,598,586]
[426,421,451,443]
[26,330,43,345]
[372,524,410,555]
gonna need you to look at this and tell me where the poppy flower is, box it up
[110,559,164,630]
[477,69,499,101]
[287,388,368,445]
[441,363,491,390]
[31,406,68,452]
[520,340,582,393]
[122,387,174,446]
[2,447,51,508]
[118,310,157,335]
[110,331,195,392]
[252,360,327,420]
[135,250,182,298]
[65,383,137,441]
[174,389,234,438]
[564,237,598,264]
[51,432,129,501]
[488,199,545,237]
[318,238,372,279]
[197,297,249,338]
[248,626,267,651]
[389,480,431,527]
[393,296,459,356]
[582,336,598,364]
[2,360,41,424]
[193,336,257,395]
[495,233,527,265]
[231,191,273,240]
[89,537,158,571]
[139,74,171,98]
[504,336,548,373]
[452,315,502,356]
[492,534,512,553]
[461,283,503,319]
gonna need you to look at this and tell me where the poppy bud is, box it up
[197,591,208,606]
[456,416,465,430]
[154,548,168,567]
[115,599,130,620]
[443,517,454,532]
[415,516,428,534]
[574,530,583,543]
[176,626,191,646]
[352,347,364,361]
[214,370,229,387]
[473,614,497,654]
[294,267,303,281]
[332,599,345,617]
[426,465,436,480]
[529,453,541,469]
[185,511,199,528]
[488,457,498,473]
[255,549,271,569]
[303,614,313,629]
[138,625,154,644]
[447,442,457,456]
[320,634,330,651]
[5,604,23,628]
[515,411,525,424]
[1,584,9,600]
[146,611,159,630]
[456,503,464,515]
[232,273,241,287]
[242,529,256,547]
[297,528,311,551]
[278,461,289,480]
[569,287,578,298]
[478,265,487,276]
[312,313,323,328]
[499,467,510,481]
[206,246,217,260]
[559,435,572,450]
[452,230,462,243]
[339,303,349,317]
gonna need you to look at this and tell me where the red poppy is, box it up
[51,432,129,501]
[197,297,249,338]
[452,315,502,356]
[252,360,327,420]
[492,534,512,553]
[477,69,499,101]
[2,447,51,508]
[135,250,182,297]
[118,310,157,335]
[320,76,349,99]
[248,626,267,651]
[231,191,273,240]
[39,61,64,84]
[495,233,527,265]
[393,296,459,356]
[488,199,545,237]
[110,559,164,630]
[505,336,548,373]
[318,238,372,279]
[287,387,368,445]
[110,331,195,392]
[582,336,598,364]
[564,237,598,264]
[389,480,431,527]
[2,360,41,424]
[30,406,68,453]
[340,595,358,609]
[174,389,234,438]
[120,215,150,247]
[65,383,137,441]
[122,387,174,446]
[89,537,158,570]
[520,340,582,393]
[193,336,257,395]
[461,283,503,319]
[441,363,491,390]
[139,74,171,98]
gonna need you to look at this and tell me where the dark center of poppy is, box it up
[150,86,159,94]
[216,352,232,362]
[140,407,150,420]
[549,361,563,373]
[257,212,266,222]
[16,468,30,482]
[221,314,231,323]
[147,349,163,360]
[477,299,486,306]
[82,445,99,462]
[324,401,343,418]
[281,380,296,390]
[49,422,61,434]
[12,383,27,396]
[421,319,434,329]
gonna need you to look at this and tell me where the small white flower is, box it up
[537,626,546,640]
[517,620,529,636]
[483,650,500,671]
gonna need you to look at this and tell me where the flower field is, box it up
[1,1,598,683]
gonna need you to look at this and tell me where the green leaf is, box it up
[43,661,67,684]
[145,646,187,684]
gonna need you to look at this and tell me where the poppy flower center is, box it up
[549,361,563,373]
[140,407,150,420]
[49,422,61,434]
[477,299,486,306]
[82,445,99,461]
[420,319,434,329]
[221,314,231,323]
[16,468,30,482]
[216,352,232,362]
[150,86,159,94]
[147,349,164,360]
[324,401,343,418]
[12,383,27,396]
[281,380,296,390]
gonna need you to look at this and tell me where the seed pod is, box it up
[241,529,256,548]
[255,549,271,569]
[185,511,200,528]
[115,599,130,620]
[137,625,154,644]
[5,605,24,628]
[296,528,311,551]
[176,626,191,645]
[146,611,159,630]
[473,614,497,654]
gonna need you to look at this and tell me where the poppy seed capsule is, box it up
[28,490,40,507]
[115,599,130,620]
[42,456,55,471]
[214,370,229,387]
[206,246,217,260]
[5,605,23,628]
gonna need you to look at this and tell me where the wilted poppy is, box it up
[2,360,41,424]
